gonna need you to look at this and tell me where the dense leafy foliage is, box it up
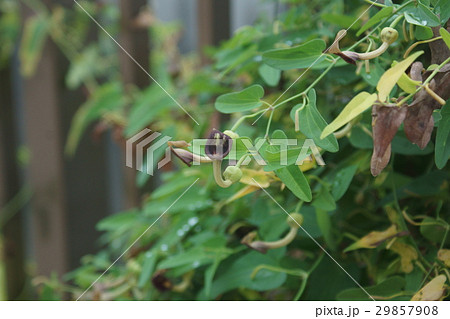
[2,0,449,300]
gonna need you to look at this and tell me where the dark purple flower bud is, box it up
[205,129,232,160]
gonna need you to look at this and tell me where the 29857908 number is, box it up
[375,306,438,316]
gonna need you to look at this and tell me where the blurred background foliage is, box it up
[0,0,449,300]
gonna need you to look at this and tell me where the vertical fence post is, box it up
[21,5,69,277]
[197,0,231,130]
[119,0,151,208]
[197,0,230,63]
[0,65,26,300]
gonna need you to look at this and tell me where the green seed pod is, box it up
[380,27,398,44]
[223,166,243,183]
[223,130,240,139]
[287,213,304,228]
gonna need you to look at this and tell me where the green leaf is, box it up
[403,3,441,27]
[303,257,359,300]
[215,85,264,113]
[349,124,373,149]
[157,241,231,270]
[321,92,377,139]
[199,251,287,299]
[96,209,140,232]
[321,13,361,30]
[337,276,406,301]
[435,100,450,169]
[357,7,394,36]
[262,39,327,70]
[263,146,310,171]
[275,165,312,202]
[392,132,434,155]
[312,186,336,212]
[414,25,433,40]
[66,46,100,90]
[138,251,158,288]
[19,15,49,76]
[377,51,423,102]
[258,64,281,87]
[314,208,336,251]
[439,28,450,50]
[66,82,126,155]
[125,84,176,137]
[204,258,221,299]
[331,165,358,200]
[297,89,339,152]
[262,131,311,171]
[219,45,258,77]
[435,0,450,23]
[420,218,450,245]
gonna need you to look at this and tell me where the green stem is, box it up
[258,227,298,249]
[294,276,308,301]
[294,200,304,214]
[212,160,232,188]
[394,0,415,13]
[261,100,273,107]
[364,0,387,8]
[264,108,275,138]
[230,109,266,131]
[236,154,250,168]
[273,60,336,110]
[389,14,404,28]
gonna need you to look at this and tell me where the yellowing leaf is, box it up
[321,92,377,139]
[298,156,316,172]
[377,51,424,102]
[344,225,398,252]
[225,185,260,204]
[392,61,421,94]
[411,275,447,301]
[239,168,275,188]
[397,73,421,93]
[389,241,418,273]
[437,249,450,267]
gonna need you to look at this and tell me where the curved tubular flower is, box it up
[171,147,212,167]
[205,129,237,188]
[169,140,212,166]
[241,213,304,254]
[328,27,398,64]
[212,160,233,188]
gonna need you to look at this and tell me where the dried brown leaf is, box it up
[370,104,407,176]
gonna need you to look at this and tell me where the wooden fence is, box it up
[0,0,279,299]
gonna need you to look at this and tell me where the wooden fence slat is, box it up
[197,0,230,63]
[22,36,69,276]
[119,0,151,208]
[0,65,26,300]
